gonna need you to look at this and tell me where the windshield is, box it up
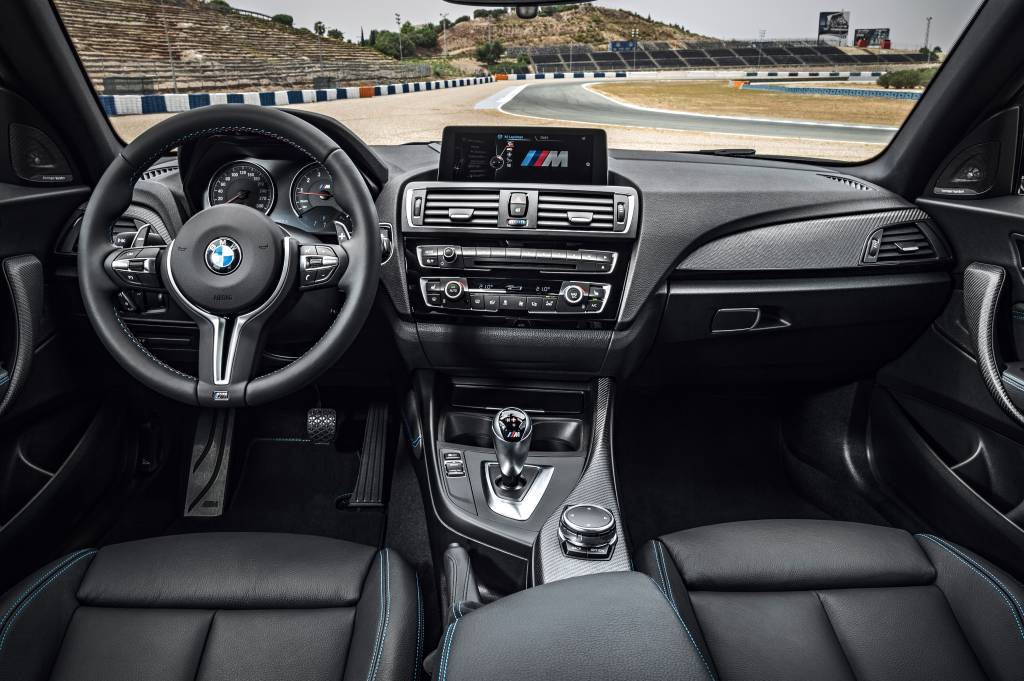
[54,0,980,162]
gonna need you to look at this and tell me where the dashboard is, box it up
[85,115,954,386]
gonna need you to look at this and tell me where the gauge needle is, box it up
[226,191,249,203]
[296,191,332,199]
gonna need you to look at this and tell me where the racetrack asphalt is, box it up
[501,81,898,145]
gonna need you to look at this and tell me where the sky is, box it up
[237,0,980,51]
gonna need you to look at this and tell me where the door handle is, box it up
[962,262,1024,426]
[0,255,44,418]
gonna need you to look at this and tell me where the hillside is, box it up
[438,6,712,55]
[54,0,426,94]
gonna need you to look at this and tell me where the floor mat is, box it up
[615,391,830,547]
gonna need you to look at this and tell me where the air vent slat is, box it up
[536,191,617,230]
[421,189,500,227]
[864,222,938,264]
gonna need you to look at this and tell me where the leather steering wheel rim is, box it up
[78,104,381,407]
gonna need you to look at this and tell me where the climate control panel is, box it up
[420,277,612,315]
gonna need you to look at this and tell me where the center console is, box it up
[401,127,639,333]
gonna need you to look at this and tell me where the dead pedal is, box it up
[184,409,235,517]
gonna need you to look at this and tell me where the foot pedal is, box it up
[350,403,389,507]
[307,408,337,444]
[184,409,235,517]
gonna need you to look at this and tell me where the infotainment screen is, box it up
[439,127,608,185]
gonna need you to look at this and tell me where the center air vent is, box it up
[864,223,936,264]
[422,189,500,227]
[537,191,615,230]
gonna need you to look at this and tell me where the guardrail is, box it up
[99,77,496,116]
[98,70,884,116]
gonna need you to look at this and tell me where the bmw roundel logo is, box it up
[205,237,242,275]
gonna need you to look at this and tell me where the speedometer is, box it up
[208,161,275,214]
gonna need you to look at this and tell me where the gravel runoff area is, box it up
[109,80,886,162]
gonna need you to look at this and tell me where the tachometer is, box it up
[208,161,275,214]
[291,163,336,216]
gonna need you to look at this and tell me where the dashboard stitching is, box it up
[128,126,321,185]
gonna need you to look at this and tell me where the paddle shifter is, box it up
[491,407,533,490]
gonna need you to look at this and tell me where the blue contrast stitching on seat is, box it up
[918,534,1024,641]
[0,549,93,633]
[412,574,423,681]
[655,542,676,603]
[921,535,1024,622]
[644,574,717,681]
[438,619,459,681]
[0,550,97,655]
[367,549,392,681]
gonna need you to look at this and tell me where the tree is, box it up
[372,30,416,60]
[475,40,505,65]
[271,14,293,27]
[327,28,344,40]
[314,21,326,37]
[206,0,231,10]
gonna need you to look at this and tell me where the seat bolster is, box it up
[636,540,716,672]
[917,534,1024,681]
[343,548,422,681]
[660,520,935,591]
[0,549,96,681]
[78,532,377,609]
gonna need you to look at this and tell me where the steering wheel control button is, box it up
[559,504,618,560]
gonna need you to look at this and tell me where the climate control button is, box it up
[563,284,586,306]
[444,280,465,300]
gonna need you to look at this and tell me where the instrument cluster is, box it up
[204,158,352,238]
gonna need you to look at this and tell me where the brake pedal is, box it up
[183,409,235,517]
[307,407,337,444]
[350,403,389,507]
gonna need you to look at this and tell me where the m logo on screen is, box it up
[521,150,569,168]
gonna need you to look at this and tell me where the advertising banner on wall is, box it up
[853,28,891,46]
[817,11,851,44]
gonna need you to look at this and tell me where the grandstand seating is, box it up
[54,0,426,94]
[524,40,931,73]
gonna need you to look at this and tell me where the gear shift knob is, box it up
[492,407,533,487]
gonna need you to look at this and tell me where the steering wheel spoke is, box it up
[105,246,166,290]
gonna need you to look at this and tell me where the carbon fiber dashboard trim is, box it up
[532,378,631,584]
[678,208,937,271]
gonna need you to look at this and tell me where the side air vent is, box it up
[423,189,500,227]
[536,191,615,230]
[863,223,936,264]
[820,174,875,192]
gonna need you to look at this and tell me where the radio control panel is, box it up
[417,245,616,274]
[420,277,612,316]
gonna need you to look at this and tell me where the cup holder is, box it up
[441,412,584,453]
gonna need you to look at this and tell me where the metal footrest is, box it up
[350,403,389,507]
[184,409,235,517]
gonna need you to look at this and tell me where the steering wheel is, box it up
[78,105,381,408]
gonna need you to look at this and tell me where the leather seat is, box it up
[638,519,1024,681]
[0,533,422,681]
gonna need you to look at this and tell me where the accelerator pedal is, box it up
[183,409,236,517]
[307,407,338,444]
[350,403,389,507]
